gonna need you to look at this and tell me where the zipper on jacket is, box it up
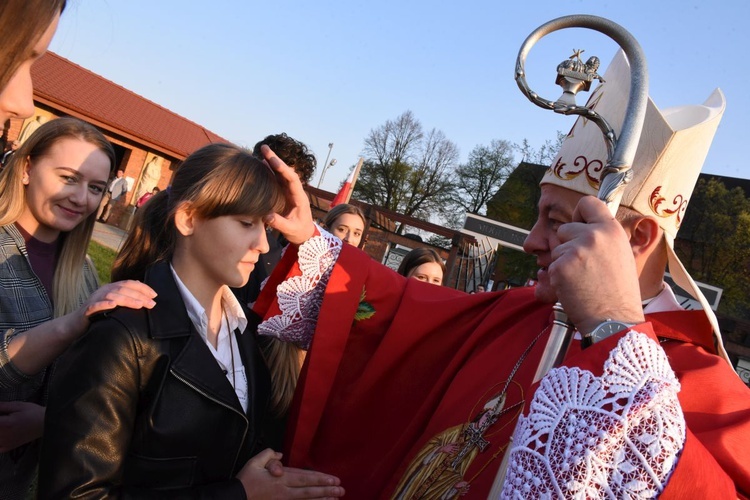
[170,369,249,474]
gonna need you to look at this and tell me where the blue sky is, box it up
[50,0,749,192]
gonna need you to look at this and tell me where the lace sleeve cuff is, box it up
[502,329,685,498]
[257,228,342,349]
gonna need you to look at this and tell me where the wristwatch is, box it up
[581,320,635,349]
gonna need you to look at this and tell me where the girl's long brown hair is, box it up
[112,143,301,416]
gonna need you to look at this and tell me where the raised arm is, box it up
[1,279,156,383]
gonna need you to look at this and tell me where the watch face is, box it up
[590,321,631,343]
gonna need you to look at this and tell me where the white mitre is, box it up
[541,50,729,363]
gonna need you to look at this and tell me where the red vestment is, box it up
[256,241,750,499]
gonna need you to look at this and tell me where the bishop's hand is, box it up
[548,196,645,335]
[260,144,316,246]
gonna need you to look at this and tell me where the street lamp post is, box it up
[317,142,334,188]
[318,159,336,188]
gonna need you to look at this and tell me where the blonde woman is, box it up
[0,117,156,497]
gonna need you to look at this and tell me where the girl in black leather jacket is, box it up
[39,143,344,499]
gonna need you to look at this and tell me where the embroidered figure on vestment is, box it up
[392,386,525,500]
[392,325,548,499]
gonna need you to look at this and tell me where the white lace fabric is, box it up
[501,330,685,499]
[257,229,342,349]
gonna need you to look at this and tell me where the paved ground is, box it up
[91,221,129,251]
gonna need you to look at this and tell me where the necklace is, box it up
[221,303,250,412]
[227,316,236,389]
[449,323,549,468]
[221,303,236,389]
[406,323,551,499]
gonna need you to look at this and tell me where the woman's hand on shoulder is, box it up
[66,280,157,340]
[82,280,157,317]
[260,145,316,246]
[237,448,345,499]
[4,280,156,377]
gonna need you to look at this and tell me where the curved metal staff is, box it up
[489,14,649,496]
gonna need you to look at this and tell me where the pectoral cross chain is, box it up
[450,395,505,470]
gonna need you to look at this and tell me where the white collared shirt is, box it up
[642,282,683,314]
[170,265,249,411]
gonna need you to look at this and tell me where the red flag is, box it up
[330,158,363,207]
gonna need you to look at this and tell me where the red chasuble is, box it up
[256,242,750,499]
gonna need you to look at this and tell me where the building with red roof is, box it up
[3,51,227,227]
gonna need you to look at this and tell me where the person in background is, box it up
[96,167,127,223]
[39,143,344,498]
[135,185,160,209]
[253,132,316,185]
[475,283,486,292]
[397,247,445,286]
[322,203,365,248]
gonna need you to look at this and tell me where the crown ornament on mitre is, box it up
[542,49,729,362]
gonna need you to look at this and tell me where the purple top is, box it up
[15,223,60,304]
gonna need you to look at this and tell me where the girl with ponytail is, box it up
[39,143,344,498]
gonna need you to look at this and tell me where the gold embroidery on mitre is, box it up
[649,186,688,228]
[551,155,603,189]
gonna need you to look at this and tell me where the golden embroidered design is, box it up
[649,186,688,228]
[392,325,548,499]
[551,155,603,189]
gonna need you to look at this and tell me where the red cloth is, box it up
[256,244,750,499]
[651,312,750,499]
[135,192,153,208]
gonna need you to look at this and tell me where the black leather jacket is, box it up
[39,262,273,499]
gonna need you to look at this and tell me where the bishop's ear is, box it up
[625,215,663,257]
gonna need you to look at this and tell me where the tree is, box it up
[678,178,750,318]
[516,131,566,165]
[354,111,458,228]
[450,139,516,217]
[486,162,547,230]
[484,162,548,284]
